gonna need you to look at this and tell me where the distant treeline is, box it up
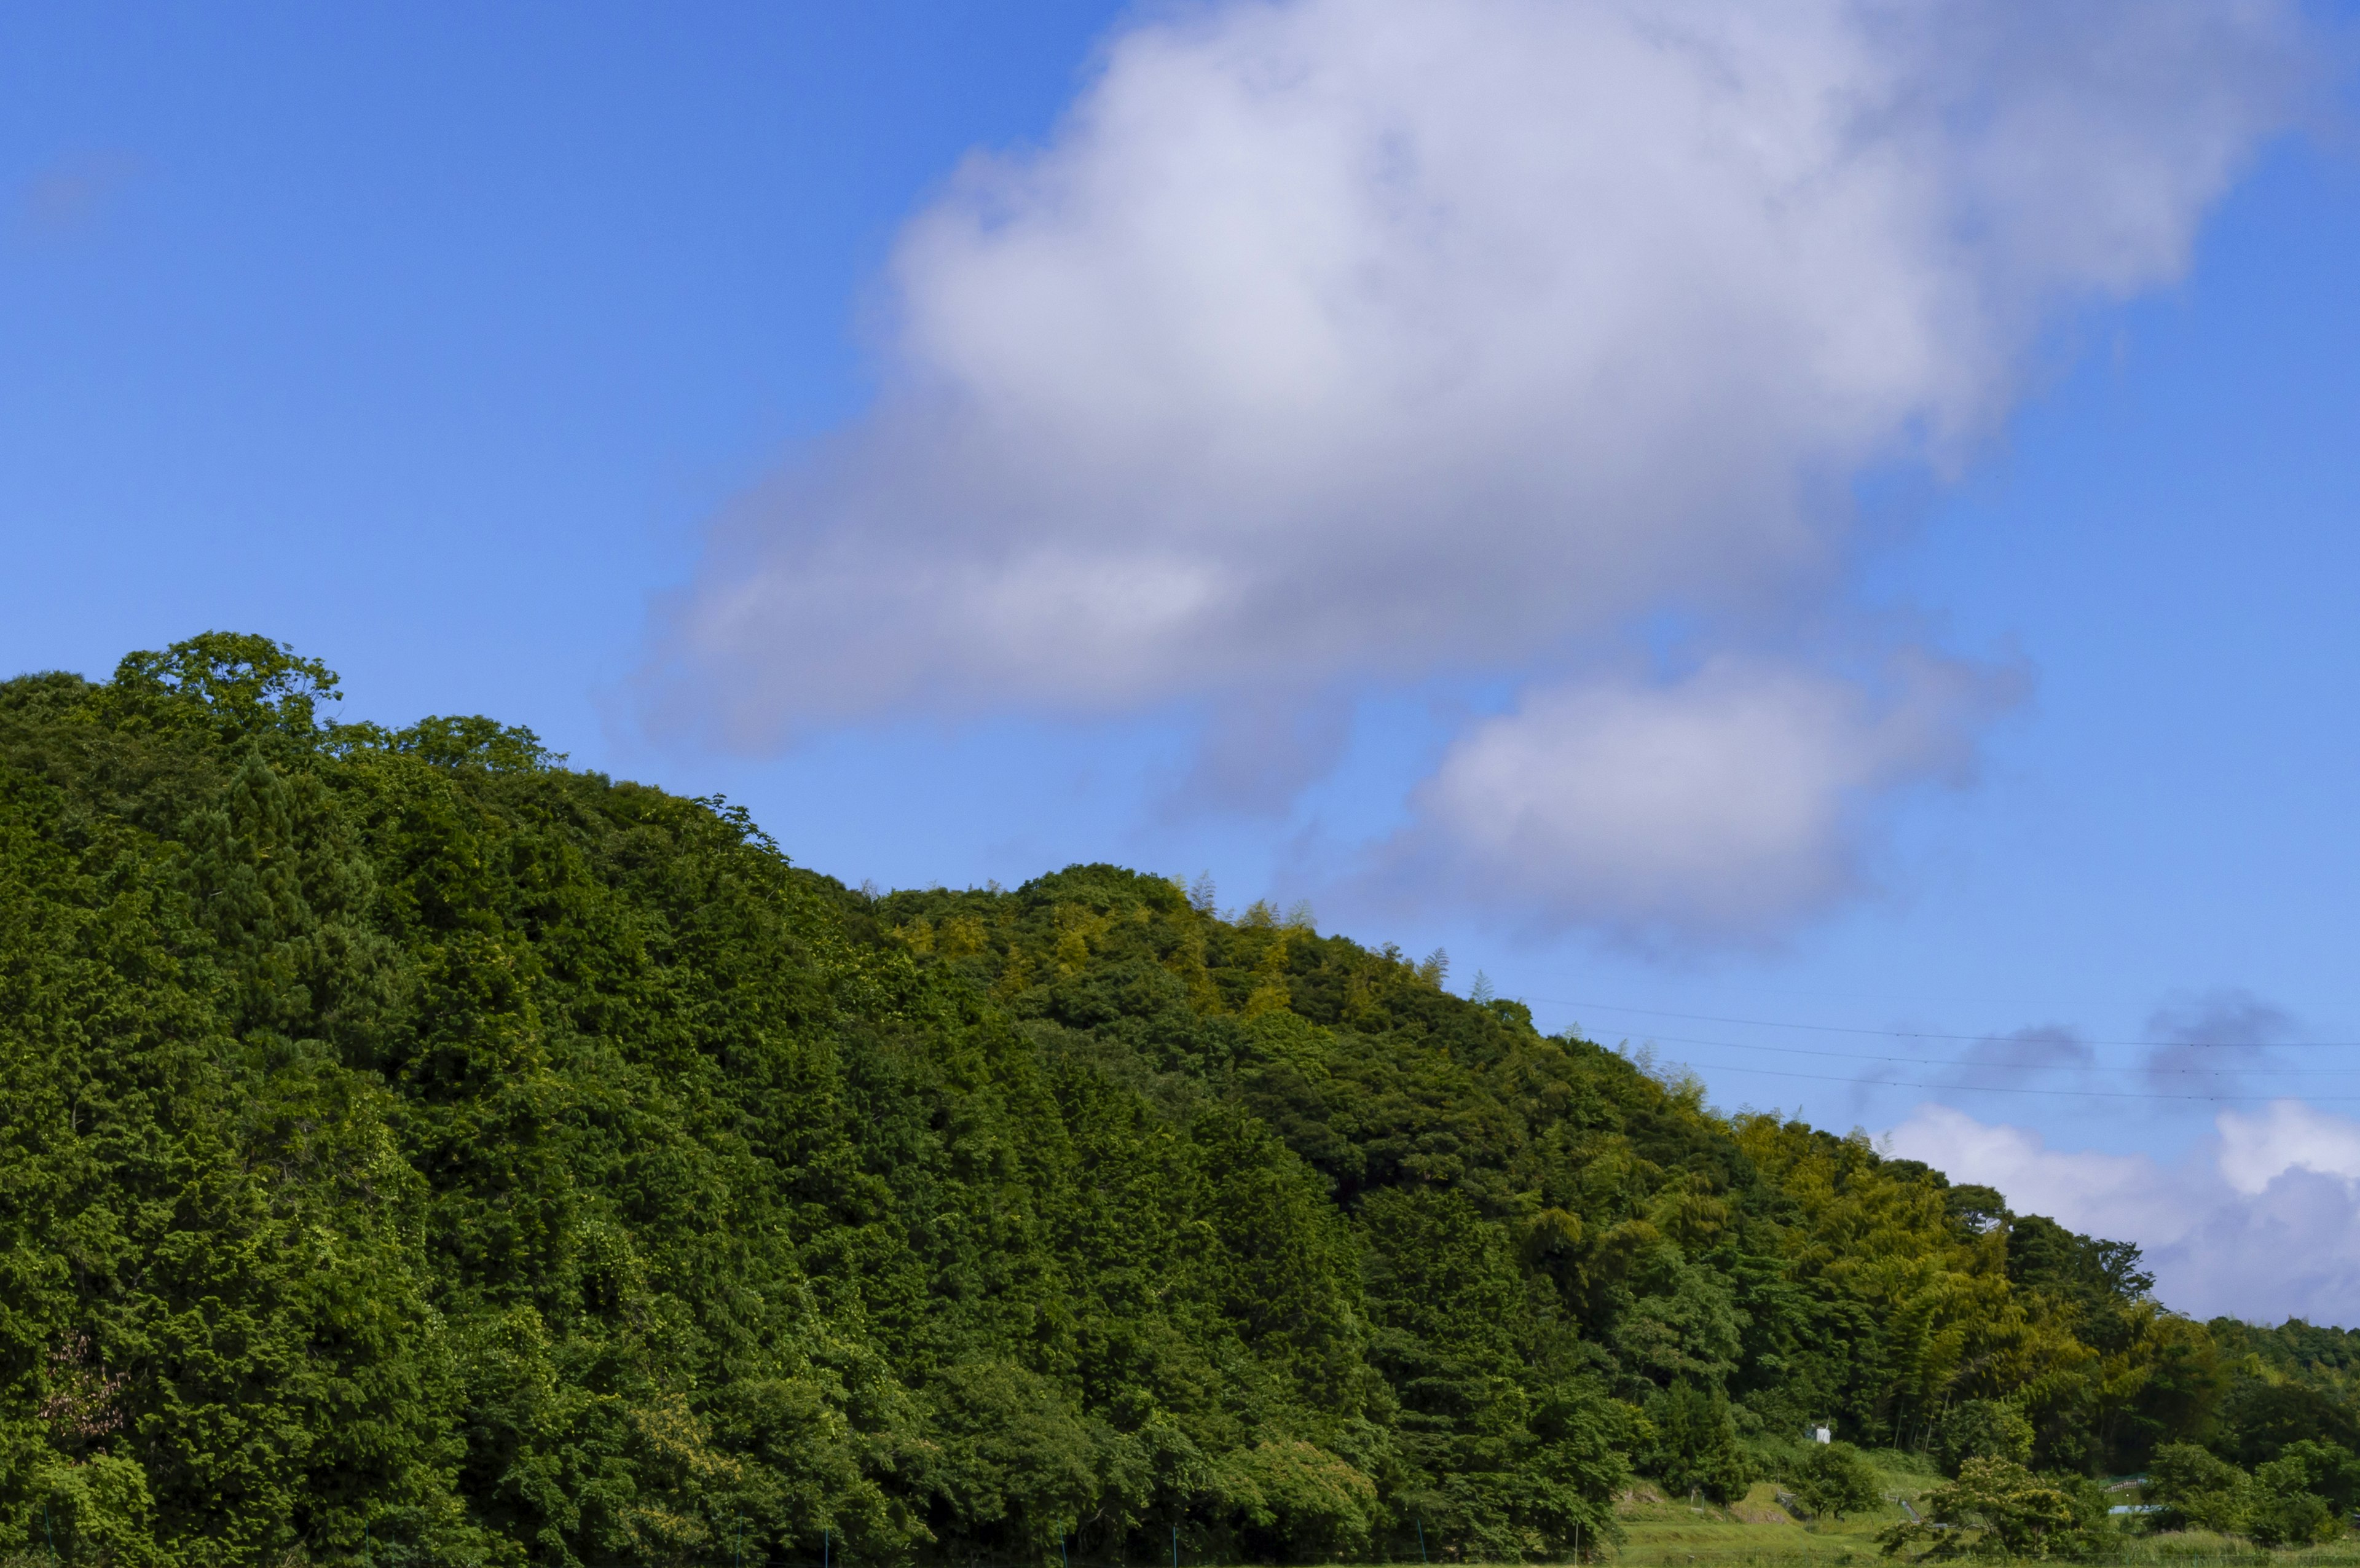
[4,635,2357,1567]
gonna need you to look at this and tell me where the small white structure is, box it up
[1812,1425,1833,1445]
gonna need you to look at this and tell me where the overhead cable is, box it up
[1528,995,2356,1051]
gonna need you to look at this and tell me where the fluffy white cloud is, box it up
[1889,1103,2360,1323]
[645,0,2303,931]
[2218,1099,2360,1196]
[1888,1105,2204,1247]
[1377,652,2010,937]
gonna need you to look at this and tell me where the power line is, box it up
[1650,1059,2360,1103]
[1630,1030,2360,1078]
[1529,995,2358,1051]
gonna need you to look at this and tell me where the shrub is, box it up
[2246,1484,2337,1548]
[1935,1401,2034,1477]
[1792,1441,1883,1520]
[2248,1449,2349,1548]
[1213,1438,1380,1560]
[1644,1382,1752,1503]
[2146,1441,2249,1534]
[1878,1458,2106,1561]
[2265,1439,2360,1515]
[28,1456,164,1568]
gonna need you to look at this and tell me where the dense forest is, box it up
[6,635,2360,1568]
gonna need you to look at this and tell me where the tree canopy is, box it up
[4,636,2358,1567]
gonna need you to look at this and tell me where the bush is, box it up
[1935,1401,2034,1477]
[1644,1382,1752,1503]
[1792,1441,1883,1520]
[2146,1441,2249,1534]
[28,1456,164,1568]
[1213,1438,1380,1560]
[1878,1458,2106,1561]
[2265,1439,2360,1515]
[2249,1449,2349,1548]
[2247,1484,2337,1548]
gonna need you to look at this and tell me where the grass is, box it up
[1602,1448,1939,1567]
[2106,1537,2360,1568]
[1607,1480,1906,1566]
[1591,1451,2360,1568]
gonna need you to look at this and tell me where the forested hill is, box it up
[3,637,2353,1568]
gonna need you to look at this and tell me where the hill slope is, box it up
[0,636,2347,1567]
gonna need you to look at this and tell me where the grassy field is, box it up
[1601,1448,1939,1567]
[1608,1480,1910,1566]
[1595,1451,2360,1568]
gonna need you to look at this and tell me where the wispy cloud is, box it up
[15,150,138,240]
[1945,1024,2098,1093]
[643,0,2308,939]
[2141,986,2302,1097]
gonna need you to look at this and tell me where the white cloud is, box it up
[1889,1105,2203,1247]
[2218,1099,2360,1196]
[1889,1102,2360,1323]
[645,0,2304,931]
[1376,651,2011,938]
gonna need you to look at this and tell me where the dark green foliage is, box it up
[6,636,2360,1566]
[1880,1459,2106,1560]
[2263,1439,2360,1515]
[1934,1401,2034,1478]
[2147,1441,2250,1534]
[2247,1449,2346,1548]
[2212,1374,2360,1468]
[2245,1486,2338,1549]
[2232,1440,2360,1547]
[1790,1441,1880,1520]
[2006,1217,2154,1327]
[1639,1383,1748,1503]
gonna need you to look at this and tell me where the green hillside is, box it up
[2,635,2354,1568]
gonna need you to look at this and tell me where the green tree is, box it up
[2248,1446,2351,1547]
[1935,1401,2033,1477]
[2214,1378,2360,1467]
[1879,1457,2101,1560]
[2146,1441,2249,1534]
[2266,1438,2360,1514]
[1643,1383,1750,1504]
[2245,1478,2336,1548]
[13,633,2360,1567]
[1791,1441,1881,1520]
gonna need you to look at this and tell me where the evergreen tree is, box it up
[4,634,2358,1566]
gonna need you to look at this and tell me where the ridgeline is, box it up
[4,636,2355,1568]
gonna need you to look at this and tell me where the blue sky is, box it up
[8,1,2360,1319]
